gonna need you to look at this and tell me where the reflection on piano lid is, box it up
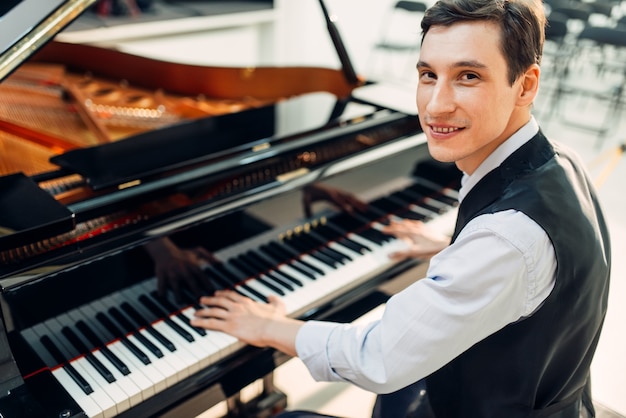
[0,90,424,279]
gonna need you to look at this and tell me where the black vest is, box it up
[425,132,611,417]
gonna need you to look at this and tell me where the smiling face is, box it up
[417,20,539,174]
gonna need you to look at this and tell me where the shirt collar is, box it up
[458,117,539,203]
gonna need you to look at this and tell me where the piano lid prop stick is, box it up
[317,0,360,86]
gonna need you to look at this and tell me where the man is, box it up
[191,0,611,416]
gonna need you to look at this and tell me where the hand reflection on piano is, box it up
[302,183,369,218]
[143,237,218,303]
[143,183,370,304]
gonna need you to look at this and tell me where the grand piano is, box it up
[0,1,462,417]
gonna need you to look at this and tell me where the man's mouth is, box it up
[431,126,462,134]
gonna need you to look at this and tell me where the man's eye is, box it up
[419,71,436,80]
[461,73,479,81]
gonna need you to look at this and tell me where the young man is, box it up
[191,0,611,416]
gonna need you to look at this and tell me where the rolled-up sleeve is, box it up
[293,210,556,394]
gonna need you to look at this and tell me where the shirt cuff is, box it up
[295,320,344,382]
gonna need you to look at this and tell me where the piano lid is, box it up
[0,0,424,280]
[0,0,95,83]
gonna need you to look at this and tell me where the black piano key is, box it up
[241,253,297,292]
[362,227,393,244]
[265,241,324,276]
[372,196,427,221]
[393,189,423,204]
[245,250,303,287]
[299,232,352,262]
[108,307,166,357]
[326,214,388,245]
[213,263,268,302]
[40,335,94,395]
[388,190,415,205]
[258,244,318,281]
[408,183,456,206]
[416,200,444,215]
[76,320,130,375]
[331,211,389,240]
[243,251,300,289]
[96,312,151,365]
[327,212,365,232]
[370,196,406,212]
[230,256,288,294]
[203,264,239,292]
[346,204,388,225]
[138,295,195,343]
[282,238,339,269]
[226,257,283,295]
[256,275,287,295]
[120,303,176,353]
[150,291,207,336]
[265,270,298,290]
[313,225,371,253]
[61,326,116,383]
[228,255,259,277]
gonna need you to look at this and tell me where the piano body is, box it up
[0,1,462,417]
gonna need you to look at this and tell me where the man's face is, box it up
[417,21,530,174]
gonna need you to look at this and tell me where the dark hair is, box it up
[421,0,545,85]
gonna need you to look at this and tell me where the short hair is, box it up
[421,0,546,85]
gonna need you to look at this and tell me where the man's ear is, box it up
[517,64,540,106]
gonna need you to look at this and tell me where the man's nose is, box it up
[426,82,456,115]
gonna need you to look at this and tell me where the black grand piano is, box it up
[0,1,461,417]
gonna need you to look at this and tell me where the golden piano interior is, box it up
[1,1,625,417]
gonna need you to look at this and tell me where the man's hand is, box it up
[191,290,302,356]
[382,219,451,260]
[144,238,217,302]
[302,183,368,218]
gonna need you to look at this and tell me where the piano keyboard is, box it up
[21,178,458,418]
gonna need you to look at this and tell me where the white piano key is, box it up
[75,304,165,396]
[44,317,131,415]
[136,281,229,364]
[124,286,207,374]
[91,300,181,388]
[29,323,118,418]
[52,367,104,418]
[129,331,182,386]
[64,308,153,404]
[56,311,144,407]
[178,306,243,356]
[150,292,242,359]
[21,327,57,367]
[92,349,143,407]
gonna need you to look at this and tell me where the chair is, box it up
[542,12,572,80]
[550,3,593,35]
[541,25,626,147]
[366,1,427,81]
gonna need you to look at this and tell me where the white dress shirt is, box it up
[295,117,557,394]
